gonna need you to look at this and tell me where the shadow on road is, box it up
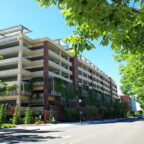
[0,129,62,144]
[0,134,60,144]
[0,128,62,133]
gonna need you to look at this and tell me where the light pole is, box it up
[79,99,82,124]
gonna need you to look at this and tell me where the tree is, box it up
[115,52,144,109]
[98,107,105,119]
[0,104,7,123]
[112,100,130,118]
[87,108,97,120]
[12,106,21,125]
[24,107,33,124]
[86,96,96,106]
[120,102,130,117]
[48,109,56,123]
[66,108,79,121]
[54,78,77,108]
[36,0,144,54]
[61,86,77,107]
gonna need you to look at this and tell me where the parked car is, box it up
[136,115,143,119]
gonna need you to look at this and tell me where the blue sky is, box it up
[0,0,122,94]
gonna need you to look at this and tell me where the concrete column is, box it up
[43,41,49,123]
[17,40,23,111]
[60,52,62,76]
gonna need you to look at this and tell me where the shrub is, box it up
[34,117,39,122]
[0,123,15,129]
[0,104,7,123]
[134,111,140,116]
[126,112,131,118]
[48,109,56,124]
[34,116,43,124]
[35,121,43,124]
[12,106,21,125]
[24,107,33,124]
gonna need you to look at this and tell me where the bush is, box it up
[134,111,140,116]
[48,117,56,124]
[24,107,33,124]
[0,104,7,123]
[34,117,39,122]
[126,112,132,118]
[34,116,43,124]
[48,109,56,124]
[138,110,144,115]
[35,121,43,124]
[0,123,15,129]
[12,106,21,125]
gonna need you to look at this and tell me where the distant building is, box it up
[131,97,137,112]
[120,95,137,112]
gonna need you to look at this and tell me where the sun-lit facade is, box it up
[0,25,118,119]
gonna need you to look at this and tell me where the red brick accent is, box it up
[43,110,49,123]
[109,78,114,102]
[70,55,79,88]
[120,95,132,110]
[43,41,49,122]
[120,95,131,104]
[49,105,64,121]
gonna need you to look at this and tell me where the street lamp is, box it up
[79,99,82,124]
[79,99,82,103]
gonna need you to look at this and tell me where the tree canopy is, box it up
[115,52,144,109]
[36,0,144,53]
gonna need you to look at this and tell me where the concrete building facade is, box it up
[0,25,118,120]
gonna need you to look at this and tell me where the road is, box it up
[0,119,144,144]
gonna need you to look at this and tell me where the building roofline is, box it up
[0,25,31,40]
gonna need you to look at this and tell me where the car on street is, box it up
[136,115,143,119]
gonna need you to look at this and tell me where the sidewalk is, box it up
[15,118,121,130]
[0,118,138,135]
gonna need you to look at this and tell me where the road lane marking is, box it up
[61,124,122,144]
[50,135,71,138]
